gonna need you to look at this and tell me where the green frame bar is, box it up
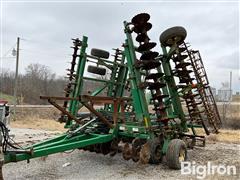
[68,36,88,125]
[4,133,114,163]
[161,45,188,131]
[123,21,151,127]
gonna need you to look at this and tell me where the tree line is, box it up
[0,63,66,104]
[0,63,107,105]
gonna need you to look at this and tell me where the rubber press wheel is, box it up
[159,26,187,47]
[166,139,187,169]
[87,65,106,76]
[91,48,110,59]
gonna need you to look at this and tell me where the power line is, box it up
[0,57,15,59]
[22,49,70,59]
[0,37,38,59]
[0,42,17,59]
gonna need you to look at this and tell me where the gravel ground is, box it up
[9,128,62,143]
[2,129,240,180]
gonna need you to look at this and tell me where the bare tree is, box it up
[0,69,15,95]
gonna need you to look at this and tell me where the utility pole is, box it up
[13,37,20,120]
[230,71,232,100]
[223,71,233,122]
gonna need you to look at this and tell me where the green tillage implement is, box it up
[0,13,221,175]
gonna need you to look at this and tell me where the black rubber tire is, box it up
[166,139,187,169]
[160,26,187,47]
[91,48,110,59]
[87,65,106,76]
[149,138,163,164]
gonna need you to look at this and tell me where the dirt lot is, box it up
[2,106,239,179]
[1,126,239,180]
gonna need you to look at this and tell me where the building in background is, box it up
[210,86,217,99]
[217,82,232,102]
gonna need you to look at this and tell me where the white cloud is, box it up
[1,1,239,92]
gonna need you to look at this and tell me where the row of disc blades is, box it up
[82,140,118,156]
[131,13,169,125]
[171,43,205,125]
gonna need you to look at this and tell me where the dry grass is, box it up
[10,105,239,144]
[218,104,240,129]
[222,117,240,130]
[11,117,240,144]
[10,106,92,132]
[10,116,65,132]
[195,128,240,144]
[214,129,240,143]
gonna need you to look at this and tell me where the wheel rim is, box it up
[179,148,185,162]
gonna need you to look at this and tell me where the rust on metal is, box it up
[40,95,131,129]
[47,98,82,124]
[81,101,113,128]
